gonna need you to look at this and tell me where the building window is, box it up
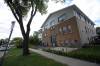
[63,26,68,33]
[50,20,55,26]
[63,27,67,33]
[59,27,62,32]
[85,26,87,33]
[76,12,81,19]
[58,13,66,22]
[68,25,72,33]
[51,26,55,30]
[44,33,47,37]
[61,25,72,34]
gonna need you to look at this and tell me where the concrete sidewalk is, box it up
[29,48,100,66]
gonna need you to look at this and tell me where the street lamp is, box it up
[8,21,15,43]
[0,21,15,66]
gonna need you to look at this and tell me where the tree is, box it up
[4,0,48,55]
[11,37,23,48]
[0,39,4,46]
[29,32,40,46]
[32,31,40,45]
[4,0,70,55]
[0,38,9,45]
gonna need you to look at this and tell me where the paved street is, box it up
[0,46,7,58]
[0,45,13,58]
[0,52,4,58]
[29,48,100,66]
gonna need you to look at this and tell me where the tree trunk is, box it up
[22,35,30,56]
[22,23,30,56]
[7,1,37,56]
[17,17,30,56]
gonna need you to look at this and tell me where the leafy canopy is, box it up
[4,0,48,17]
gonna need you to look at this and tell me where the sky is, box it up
[0,0,100,39]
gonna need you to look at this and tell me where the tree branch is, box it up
[8,2,25,38]
[26,5,37,35]
[18,20,26,38]
[28,4,37,26]
[7,2,19,22]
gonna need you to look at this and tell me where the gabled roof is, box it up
[41,5,73,28]
[72,5,95,25]
[41,4,95,28]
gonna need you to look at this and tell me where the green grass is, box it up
[69,46,100,57]
[3,48,67,66]
[67,46,100,63]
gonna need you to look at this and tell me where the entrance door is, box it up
[51,34,56,47]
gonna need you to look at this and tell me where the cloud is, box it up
[0,0,100,39]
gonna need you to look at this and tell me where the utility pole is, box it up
[0,21,15,66]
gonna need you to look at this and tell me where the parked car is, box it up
[0,45,10,51]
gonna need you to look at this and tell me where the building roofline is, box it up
[72,5,95,25]
[41,5,74,28]
[41,4,95,28]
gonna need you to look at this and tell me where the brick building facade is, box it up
[41,5,96,47]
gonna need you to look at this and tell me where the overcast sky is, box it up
[0,0,100,39]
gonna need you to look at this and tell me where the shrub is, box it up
[11,37,23,48]
[82,43,91,48]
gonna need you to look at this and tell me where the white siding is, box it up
[42,8,75,30]
[76,15,96,44]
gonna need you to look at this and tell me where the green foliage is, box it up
[4,0,48,55]
[29,32,41,46]
[3,48,67,66]
[11,37,23,48]
[0,38,9,45]
[0,39,4,45]
[4,0,68,55]
[4,0,48,17]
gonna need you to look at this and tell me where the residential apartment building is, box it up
[41,5,96,47]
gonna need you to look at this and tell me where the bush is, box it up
[11,37,23,48]
[16,44,22,48]
[29,35,41,46]
[82,44,90,48]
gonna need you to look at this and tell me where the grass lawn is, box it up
[67,46,100,63]
[3,48,67,66]
[69,46,100,56]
